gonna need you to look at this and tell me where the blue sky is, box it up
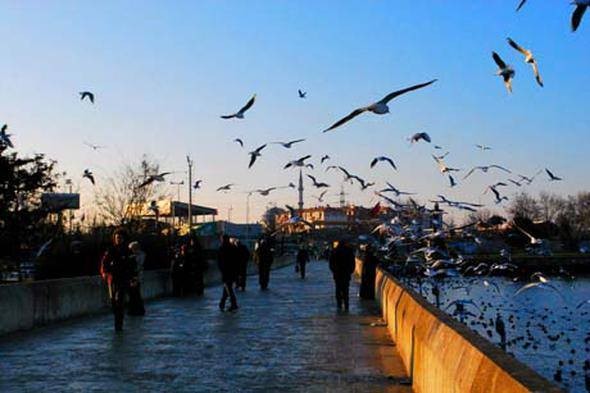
[1,1,589,222]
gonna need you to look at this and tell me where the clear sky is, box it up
[1,1,589,223]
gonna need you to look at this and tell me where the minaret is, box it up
[298,169,304,211]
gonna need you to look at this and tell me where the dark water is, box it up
[406,275,590,392]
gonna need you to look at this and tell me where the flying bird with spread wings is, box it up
[138,172,171,188]
[273,139,305,148]
[221,94,256,119]
[492,52,515,93]
[248,144,267,169]
[307,175,330,189]
[79,91,95,103]
[507,37,543,87]
[370,156,397,170]
[83,169,95,185]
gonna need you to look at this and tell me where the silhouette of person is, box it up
[256,237,274,290]
[234,239,250,291]
[359,244,377,300]
[127,241,146,316]
[100,229,136,331]
[218,235,238,311]
[186,236,207,296]
[329,239,355,311]
[296,246,310,279]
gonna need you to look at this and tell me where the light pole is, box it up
[186,156,194,229]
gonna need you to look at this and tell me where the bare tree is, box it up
[507,192,540,221]
[94,156,168,226]
[538,192,566,223]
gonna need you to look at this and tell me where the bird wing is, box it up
[503,77,513,93]
[384,157,397,169]
[462,167,477,180]
[545,168,555,179]
[299,154,312,163]
[248,154,257,168]
[492,52,507,69]
[490,165,512,173]
[337,166,352,178]
[531,61,544,87]
[307,174,317,184]
[254,144,267,153]
[234,138,244,147]
[322,107,367,132]
[288,138,305,146]
[506,37,528,56]
[572,4,587,32]
[138,177,154,188]
[516,0,527,11]
[420,132,431,143]
[238,94,256,114]
[220,114,236,119]
[378,79,438,104]
[370,158,378,168]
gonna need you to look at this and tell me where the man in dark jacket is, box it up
[296,246,310,279]
[218,235,238,311]
[100,229,136,331]
[359,245,378,300]
[235,240,250,291]
[256,237,274,290]
[186,236,207,296]
[329,239,355,311]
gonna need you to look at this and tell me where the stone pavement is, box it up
[0,260,411,392]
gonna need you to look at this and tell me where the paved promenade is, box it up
[0,261,410,392]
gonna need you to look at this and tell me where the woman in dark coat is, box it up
[359,245,378,300]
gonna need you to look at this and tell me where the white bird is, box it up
[0,124,14,148]
[322,80,437,132]
[572,0,590,32]
[221,94,256,119]
[513,223,542,245]
[84,141,106,151]
[273,139,305,148]
[507,37,543,87]
[248,144,266,169]
[284,155,312,169]
[370,156,397,170]
[492,52,515,93]
[514,274,564,300]
[545,168,562,181]
[408,132,431,144]
[432,155,460,174]
[79,91,95,103]
[463,165,511,180]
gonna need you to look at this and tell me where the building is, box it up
[130,199,217,229]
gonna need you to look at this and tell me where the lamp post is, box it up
[186,156,194,229]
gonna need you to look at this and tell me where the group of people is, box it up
[170,236,208,297]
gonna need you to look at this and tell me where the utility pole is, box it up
[65,179,73,233]
[186,156,194,230]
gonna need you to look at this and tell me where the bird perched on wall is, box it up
[79,91,95,103]
[322,79,437,132]
[221,94,256,119]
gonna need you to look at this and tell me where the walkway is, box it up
[0,261,410,392]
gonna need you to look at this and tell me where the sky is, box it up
[1,1,589,223]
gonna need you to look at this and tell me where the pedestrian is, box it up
[296,246,310,279]
[186,235,207,296]
[127,241,146,316]
[256,236,274,290]
[234,239,250,291]
[100,229,137,331]
[170,244,186,297]
[218,234,239,311]
[359,244,377,300]
[329,239,355,311]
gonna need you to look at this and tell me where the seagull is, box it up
[571,1,590,32]
[273,139,306,148]
[336,167,366,188]
[380,182,416,196]
[138,172,171,188]
[256,187,277,196]
[234,138,244,147]
[507,178,523,187]
[514,274,564,300]
[360,181,375,191]
[490,186,509,204]
[475,144,492,151]
[307,175,330,188]
[284,155,312,169]
[193,180,202,189]
[507,37,543,87]
[448,175,457,188]
[482,182,508,194]
[84,142,106,151]
[220,94,256,119]
[216,183,235,192]
[433,151,449,160]
[314,190,328,203]
[82,169,95,185]
[320,155,330,164]
[408,132,431,144]
[545,168,562,181]
[322,79,437,132]
[517,170,542,185]
[463,165,511,180]
[370,156,397,170]
[432,155,460,174]
[0,124,14,148]
[248,144,267,169]
[492,52,515,93]
[298,89,307,98]
[79,91,95,103]
[516,0,528,11]
[513,223,542,245]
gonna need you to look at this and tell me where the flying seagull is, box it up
[370,156,397,170]
[448,175,457,188]
[273,139,305,148]
[492,52,515,93]
[545,168,562,181]
[220,94,256,119]
[409,132,431,144]
[234,138,244,147]
[432,155,460,174]
[0,124,14,148]
[475,144,492,151]
[248,144,267,169]
[307,175,330,188]
[490,186,509,204]
[463,165,511,180]
[314,190,328,203]
[507,37,543,87]
[84,142,106,151]
[433,151,449,161]
[83,169,95,185]
[193,180,202,189]
[572,1,590,32]
[298,89,307,98]
[516,0,528,11]
[380,182,416,197]
[322,79,437,132]
[256,187,277,196]
[79,91,95,103]
[284,155,312,169]
[138,172,171,188]
[320,155,330,164]
[216,183,235,192]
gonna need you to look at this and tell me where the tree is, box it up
[94,156,167,227]
[538,192,566,223]
[261,206,287,233]
[507,192,540,221]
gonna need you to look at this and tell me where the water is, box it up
[405,275,590,392]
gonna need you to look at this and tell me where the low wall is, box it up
[369,260,562,392]
[0,255,293,336]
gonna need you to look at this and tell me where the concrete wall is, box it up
[370,261,562,393]
[0,255,293,336]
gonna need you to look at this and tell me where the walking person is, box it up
[329,239,355,311]
[170,244,186,297]
[127,241,146,316]
[218,235,239,311]
[100,229,137,331]
[186,235,207,296]
[235,239,250,291]
[256,236,274,290]
[296,246,310,279]
[359,244,377,300]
